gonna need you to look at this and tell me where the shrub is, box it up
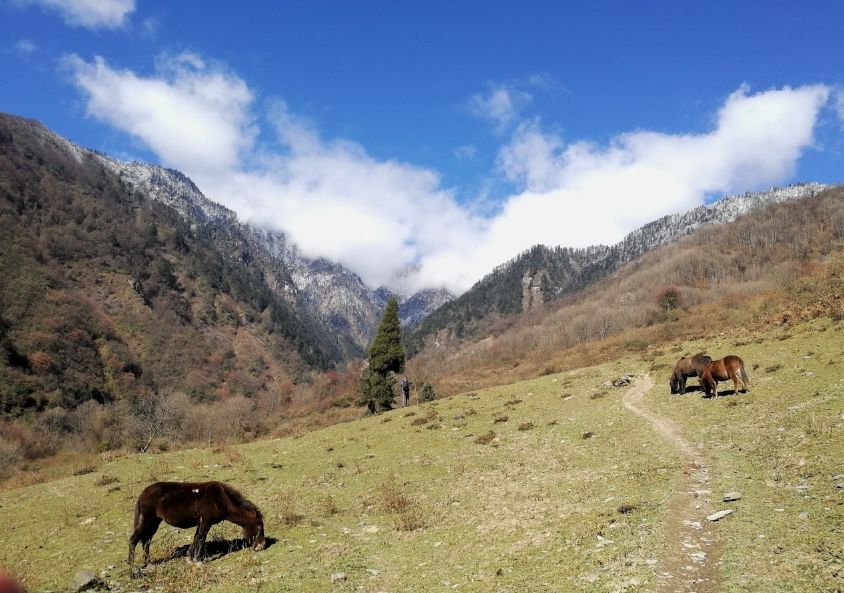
[517,422,535,431]
[419,383,436,403]
[0,438,22,478]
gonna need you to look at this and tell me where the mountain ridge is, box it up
[93,152,453,350]
[406,182,828,353]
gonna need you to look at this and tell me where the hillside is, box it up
[409,186,844,395]
[406,183,827,355]
[0,113,353,447]
[0,316,840,592]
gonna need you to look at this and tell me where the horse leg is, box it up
[191,519,212,562]
[128,514,160,567]
[731,370,741,395]
[128,532,139,566]
[141,517,160,566]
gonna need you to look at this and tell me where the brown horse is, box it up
[700,355,750,398]
[669,353,712,394]
[128,481,265,566]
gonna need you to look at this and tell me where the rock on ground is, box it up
[73,571,108,591]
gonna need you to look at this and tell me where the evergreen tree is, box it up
[358,298,405,413]
[357,369,397,414]
[419,382,436,403]
[368,298,405,375]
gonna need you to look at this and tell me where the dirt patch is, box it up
[622,375,722,593]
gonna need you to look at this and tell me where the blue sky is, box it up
[2,1,844,292]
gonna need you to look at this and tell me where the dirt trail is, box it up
[622,374,721,593]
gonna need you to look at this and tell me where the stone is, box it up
[73,571,107,592]
[706,509,734,522]
[330,572,347,583]
[723,491,742,502]
[798,511,809,520]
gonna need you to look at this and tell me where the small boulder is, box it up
[723,491,742,502]
[330,572,347,583]
[73,571,107,592]
[706,509,734,522]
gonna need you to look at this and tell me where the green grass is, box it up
[0,319,841,592]
[644,318,844,592]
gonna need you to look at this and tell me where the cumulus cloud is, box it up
[66,52,255,173]
[16,0,135,29]
[65,54,833,294]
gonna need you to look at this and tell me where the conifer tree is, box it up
[358,298,405,413]
[368,298,405,375]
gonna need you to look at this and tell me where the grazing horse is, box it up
[669,353,712,394]
[128,481,265,566]
[700,355,751,398]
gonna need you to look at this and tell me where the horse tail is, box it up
[740,364,750,387]
[133,492,142,529]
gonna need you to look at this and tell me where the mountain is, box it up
[0,111,453,420]
[94,155,452,351]
[406,182,828,354]
[0,112,347,416]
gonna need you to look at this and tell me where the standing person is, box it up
[400,376,411,407]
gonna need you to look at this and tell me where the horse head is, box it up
[244,508,266,550]
[669,373,680,394]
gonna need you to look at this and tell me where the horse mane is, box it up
[219,482,261,517]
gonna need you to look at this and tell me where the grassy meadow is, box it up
[0,318,841,592]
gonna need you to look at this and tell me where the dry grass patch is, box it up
[376,479,413,512]
[474,430,497,445]
[395,506,426,531]
[318,494,339,516]
[276,490,304,526]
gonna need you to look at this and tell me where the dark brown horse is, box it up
[669,353,712,394]
[700,355,750,398]
[128,481,265,566]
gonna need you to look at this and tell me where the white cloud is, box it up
[16,0,135,29]
[486,84,830,253]
[66,53,255,173]
[468,84,533,127]
[12,39,37,56]
[836,89,844,125]
[65,55,833,294]
[453,144,478,161]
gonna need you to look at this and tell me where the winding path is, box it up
[622,374,721,593]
